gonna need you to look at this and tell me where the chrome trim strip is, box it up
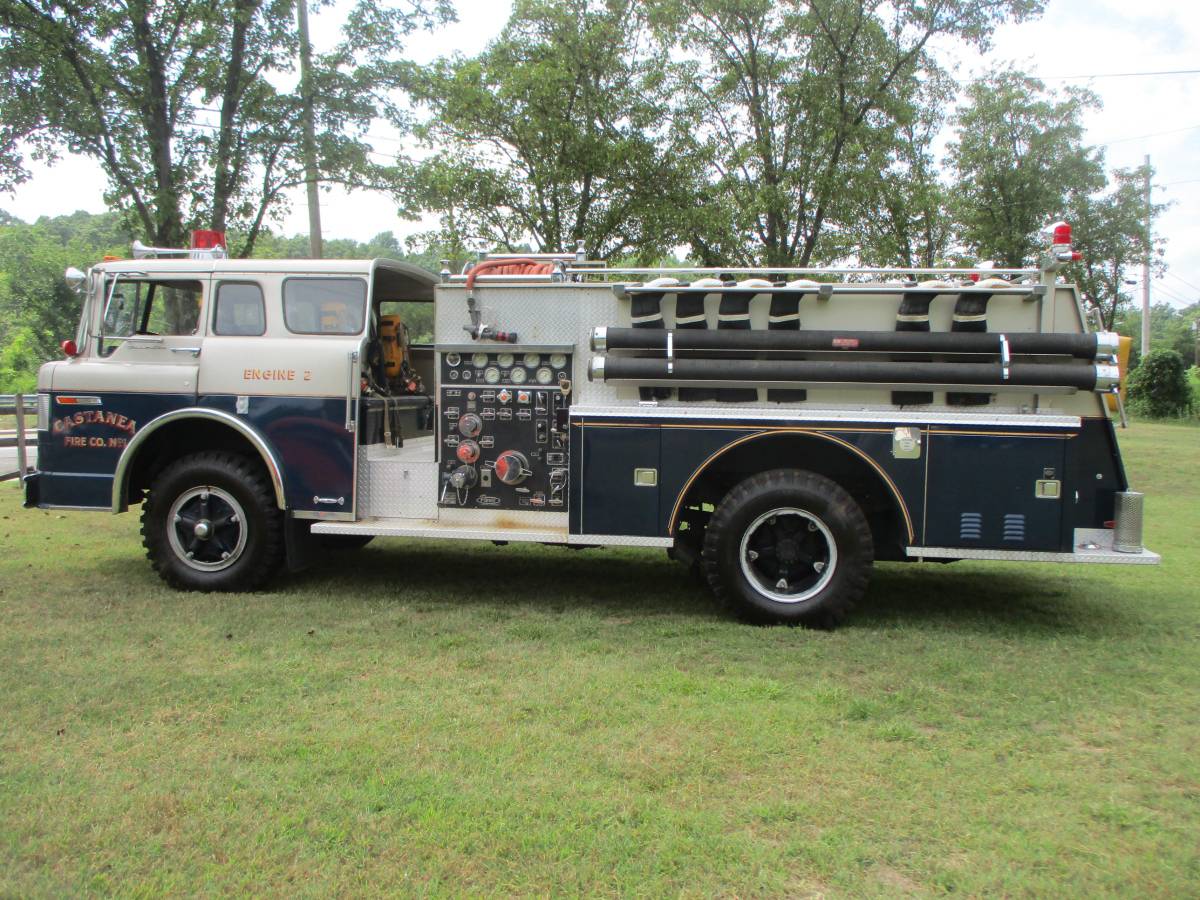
[311,520,568,543]
[570,404,1081,428]
[111,408,287,513]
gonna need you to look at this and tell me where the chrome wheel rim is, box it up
[166,486,248,573]
[738,507,837,603]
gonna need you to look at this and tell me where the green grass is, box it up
[2,422,1198,896]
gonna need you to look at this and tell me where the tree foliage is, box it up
[1065,163,1168,329]
[0,210,132,362]
[948,69,1103,268]
[0,0,450,255]
[649,0,1042,268]
[397,0,688,261]
[1127,349,1194,418]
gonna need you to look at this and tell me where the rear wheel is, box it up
[142,451,284,591]
[702,469,873,627]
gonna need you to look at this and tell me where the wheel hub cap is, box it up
[738,507,838,604]
[166,486,248,573]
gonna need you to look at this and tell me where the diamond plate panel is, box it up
[358,443,439,519]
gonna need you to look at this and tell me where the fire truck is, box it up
[23,225,1157,627]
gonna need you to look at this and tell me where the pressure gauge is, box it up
[549,353,567,369]
[472,352,489,368]
[445,352,461,367]
[523,352,541,367]
[483,366,501,385]
[497,352,515,368]
[535,367,554,385]
[510,366,528,384]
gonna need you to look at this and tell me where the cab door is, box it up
[38,274,207,508]
[197,273,366,518]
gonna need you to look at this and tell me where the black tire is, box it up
[701,469,873,627]
[141,451,284,591]
[319,534,375,551]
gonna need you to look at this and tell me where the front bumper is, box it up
[22,470,40,508]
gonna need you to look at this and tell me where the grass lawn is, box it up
[1,422,1198,896]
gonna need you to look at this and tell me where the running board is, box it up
[310,517,675,548]
[312,517,568,544]
[907,528,1159,564]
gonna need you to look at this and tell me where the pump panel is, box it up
[437,348,572,511]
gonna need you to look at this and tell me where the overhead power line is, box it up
[1097,123,1200,146]
[1164,270,1200,295]
[1042,68,1200,80]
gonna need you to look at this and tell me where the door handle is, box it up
[169,346,202,357]
[345,350,359,432]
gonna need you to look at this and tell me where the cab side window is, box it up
[283,278,366,335]
[213,282,266,336]
[100,279,204,355]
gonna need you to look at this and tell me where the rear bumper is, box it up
[906,528,1160,564]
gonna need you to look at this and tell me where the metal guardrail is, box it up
[0,393,37,416]
[1,393,34,483]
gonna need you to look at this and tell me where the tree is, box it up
[1127,349,1193,418]
[650,0,1043,268]
[0,210,132,362]
[1065,163,1168,330]
[0,325,40,393]
[948,69,1103,268]
[836,74,956,267]
[0,0,450,255]
[396,0,691,261]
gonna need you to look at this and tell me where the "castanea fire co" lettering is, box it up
[52,410,136,434]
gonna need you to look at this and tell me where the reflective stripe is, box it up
[674,314,708,325]
[895,314,930,323]
[768,312,801,323]
[717,313,751,322]
[630,313,664,325]
[953,313,988,323]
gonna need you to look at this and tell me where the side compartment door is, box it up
[197,274,365,518]
[923,431,1069,551]
[39,274,206,508]
[572,420,662,537]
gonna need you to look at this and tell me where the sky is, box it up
[3,0,1198,308]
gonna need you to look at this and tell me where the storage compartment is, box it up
[358,395,434,446]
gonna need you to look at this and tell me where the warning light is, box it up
[191,229,227,250]
[1051,221,1072,246]
[61,339,79,357]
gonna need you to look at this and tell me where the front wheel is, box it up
[142,451,284,591]
[702,469,873,627]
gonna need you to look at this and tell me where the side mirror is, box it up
[64,267,86,290]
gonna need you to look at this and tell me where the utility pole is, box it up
[296,0,323,259]
[1141,154,1151,357]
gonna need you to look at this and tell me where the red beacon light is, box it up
[60,339,79,358]
[1048,220,1083,263]
[191,229,227,250]
[189,229,228,260]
